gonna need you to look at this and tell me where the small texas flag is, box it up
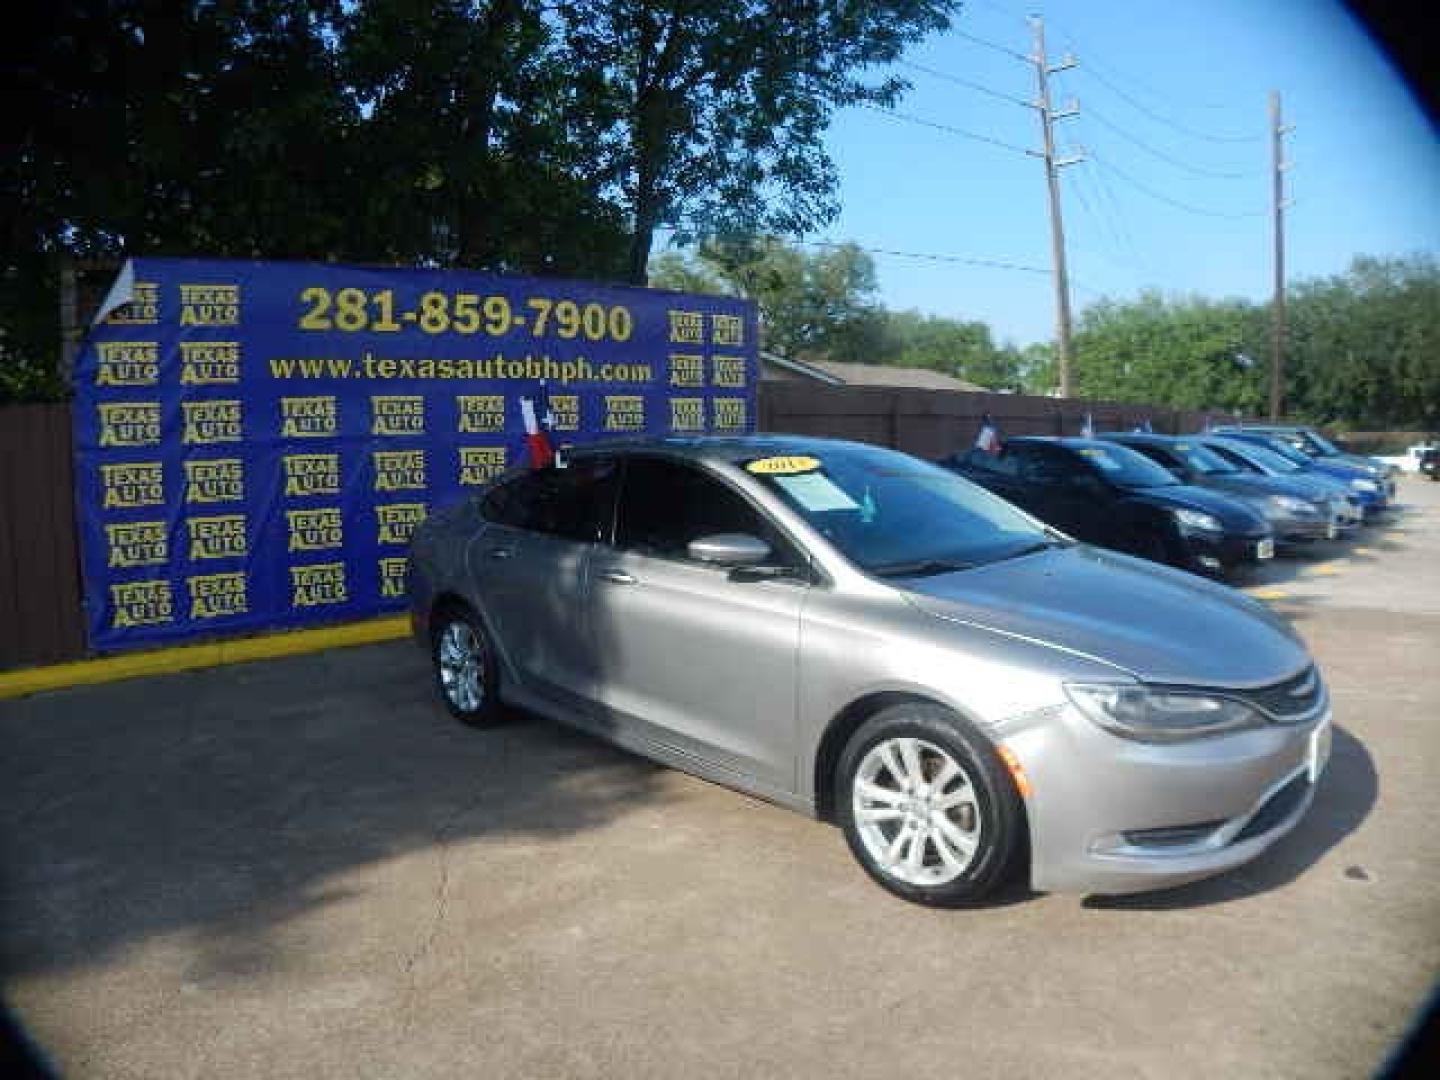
[519,382,555,470]
[975,414,1002,455]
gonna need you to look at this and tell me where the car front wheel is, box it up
[837,703,1026,906]
[431,605,503,727]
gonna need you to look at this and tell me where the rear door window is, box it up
[480,458,619,543]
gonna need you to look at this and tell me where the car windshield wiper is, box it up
[987,541,1060,564]
[869,557,976,578]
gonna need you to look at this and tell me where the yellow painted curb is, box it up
[0,615,412,701]
[1305,564,1343,577]
[1245,587,1291,601]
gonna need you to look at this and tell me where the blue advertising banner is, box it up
[73,257,758,652]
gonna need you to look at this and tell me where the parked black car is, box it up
[941,437,1274,577]
[1421,446,1439,481]
[1100,432,1343,543]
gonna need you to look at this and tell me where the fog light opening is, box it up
[1198,555,1222,571]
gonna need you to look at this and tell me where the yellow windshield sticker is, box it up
[745,455,821,476]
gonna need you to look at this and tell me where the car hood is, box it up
[1329,452,1384,475]
[1118,483,1269,531]
[900,545,1308,687]
[1308,459,1373,482]
[1192,472,1303,502]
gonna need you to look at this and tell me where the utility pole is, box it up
[1268,91,1290,420]
[1028,17,1082,397]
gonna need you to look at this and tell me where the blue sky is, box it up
[774,0,1440,346]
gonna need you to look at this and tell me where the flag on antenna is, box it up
[519,381,555,469]
[975,414,1002,455]
[1081,412,1095,439]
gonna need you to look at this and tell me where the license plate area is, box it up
[1256,537,1275,560]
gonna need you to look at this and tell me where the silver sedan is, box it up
[407,436,1331,905]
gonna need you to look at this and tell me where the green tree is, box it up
[1285,254,1440,428]
[1071,292,1266,413]
[342,0,630,277]
[651,237,897,361]
[1015,341,1057,396]
[886,310,1022,389]
[560,0,959,282]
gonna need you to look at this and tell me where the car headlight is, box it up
[1351,478,1379,493]
[1173,508,1222,533]
[1065,683,1265,742]
[1268,495,1314,515]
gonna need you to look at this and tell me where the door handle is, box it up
[597,568,636,585]
[488,546,514,560]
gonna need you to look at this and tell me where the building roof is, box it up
[781,356,988,391]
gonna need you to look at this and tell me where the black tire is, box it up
[429,603,505,727]
[836,703,1026,907]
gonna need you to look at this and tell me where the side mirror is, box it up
[688,532,771,566]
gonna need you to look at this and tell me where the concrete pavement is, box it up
[3,478,1438,1078]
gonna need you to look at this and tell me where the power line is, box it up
[799,238,1049,276]
[952,27,1029,63]
[1089,151,1266,219]
[1079,64,1262,144]
[655,225,1080,287]
[858,102,1032,156]
[965,0,1028,24]
[897,59,1030,108]
[1066,164,1148,283]
[1047,16,1241,114]
[1081,101,1261,179]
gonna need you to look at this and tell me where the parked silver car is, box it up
[407,437,1331,905]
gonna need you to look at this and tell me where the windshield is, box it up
[746,444,1057,576]
[1075,442,1179,488]
[1216,439,1301,474]
[1170,440,1239,475]
[1301,430,1342,456]
[1254,436,1315,467]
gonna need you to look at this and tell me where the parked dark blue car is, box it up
[942,437,1274,577]
[1211,431,1390,519]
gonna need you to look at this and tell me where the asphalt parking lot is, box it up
[4,479,1438,1079]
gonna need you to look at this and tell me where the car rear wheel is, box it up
[431,605,503,727]
[837,703,1026,906]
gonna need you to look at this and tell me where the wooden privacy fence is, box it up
[0,385,1231,671]
[0,403,86,668]
[757,382,1228,460]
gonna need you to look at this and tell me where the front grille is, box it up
[1233,773,1311,842]
[1235,665,1324,721]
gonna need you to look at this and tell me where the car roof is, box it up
[1214,424,1306,434]
[564,433,881,466]
[1008,436,1134,452]
[1098,432,1178,445]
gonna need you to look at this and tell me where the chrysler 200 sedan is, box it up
[407,436,1331,905]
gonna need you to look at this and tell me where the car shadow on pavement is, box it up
[1082,724,1377,910]
[0,640,671,982]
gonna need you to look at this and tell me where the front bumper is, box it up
[1003,702,1330,895]
[1273,509,1342,543]
[1179,527,1272,572]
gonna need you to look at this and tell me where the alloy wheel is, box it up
[437,621,485,714]
[851,736,983,887]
